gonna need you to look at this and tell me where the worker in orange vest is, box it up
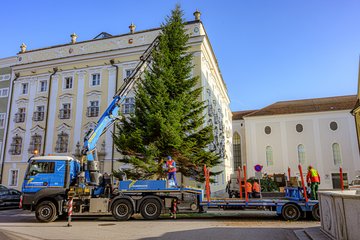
[252,181,261,198]
[306,165,320,200]
[166,156,178,187]
[245,181,252,198]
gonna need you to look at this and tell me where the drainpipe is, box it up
[42,67,58,155]
[110,60,118,174]
[0,72,20,184]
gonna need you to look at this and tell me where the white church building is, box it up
[233,95,360,189]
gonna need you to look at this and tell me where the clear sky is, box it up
[1,0,359,111]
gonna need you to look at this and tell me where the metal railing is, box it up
[59,109,71,119]
[33,111,44,121]
[14,113,25,123]
[86,107,99,117]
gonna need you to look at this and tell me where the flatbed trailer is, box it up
[197,164,320,221]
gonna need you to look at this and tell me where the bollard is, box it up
[67,197,73,227]
[172,199,177,219]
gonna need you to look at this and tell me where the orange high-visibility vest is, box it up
[307,168,320,183]
[246,182,252,193]
[166,160,176,173]
[253,182,260,193]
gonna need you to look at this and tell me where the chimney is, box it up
[129,23,136,34]
[70,33,78,44]
[20,43,27,53]
[194,10,201,21]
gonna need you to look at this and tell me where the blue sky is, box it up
[1,0,359,111]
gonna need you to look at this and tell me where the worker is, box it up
[245,181,252,198]
[166,156,178,187]
[252,180,261,198]
[306,165,320,200]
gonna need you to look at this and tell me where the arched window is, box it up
[332,143,342,165]
[233,132,241,169]
[266,146,273,166]
[297,144,306,165]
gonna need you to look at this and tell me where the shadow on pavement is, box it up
[138,227,302,240]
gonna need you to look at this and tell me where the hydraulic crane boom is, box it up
[81,37,159,185]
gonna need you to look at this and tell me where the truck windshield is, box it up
[28,161,55,176]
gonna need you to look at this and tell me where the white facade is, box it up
[199,38,232,195]
[2,17,232,192]
[244,109,360,189]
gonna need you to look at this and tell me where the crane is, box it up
[80,37,159,186]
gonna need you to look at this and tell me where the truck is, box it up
[20,36,319,223]
[21,37,205,222]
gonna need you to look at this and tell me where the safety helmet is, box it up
[167,156,172,160]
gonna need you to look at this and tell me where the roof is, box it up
[18,20,200,55]
[245,95,357,117]
[31,156,75,161]
[232,110,257,120]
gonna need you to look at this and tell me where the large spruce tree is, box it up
[113,5,221,182]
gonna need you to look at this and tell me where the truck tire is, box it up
[112,199,133,221]
[140,198,162,220]
[281,203,301,221]
[312,204,320,221]
[35,201,58,223]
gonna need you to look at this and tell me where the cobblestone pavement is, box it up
[0,209,323,240]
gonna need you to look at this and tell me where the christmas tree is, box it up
[113,5,221,182]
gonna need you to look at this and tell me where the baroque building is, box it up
[242,95,359,189]
[1,12,232,193]
[0,56,16,182]
[351,61,360,151]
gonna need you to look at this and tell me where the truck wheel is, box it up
[35,201,57,223]
[140,198,161,220]
[312,204,320,221]
[281,204,301,221]
[112,199,133,221]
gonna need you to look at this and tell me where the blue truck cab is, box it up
[21,156,80,222]
[23,156,79,192]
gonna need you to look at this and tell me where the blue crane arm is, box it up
[82,37,159,161]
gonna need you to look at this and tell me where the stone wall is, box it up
[318,190,360,240]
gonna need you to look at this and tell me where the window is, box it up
[296,124,303,133]
[332,143,342,165]
[59,103,71,119]
[29,134,42,154]
[122,97,135,114]
[330,121,338,131]
[33,106,45,121]
[297,144,306,165]
[87,101,99,117]
[21,83,28,94]
[64,77,73,89]
[91,73,100,86]
[0,88,9,98]
[28,161,55,175]
[9,170,18,186]
[0,113,5,128]
[266,146,273,166]
[265,126,271,134]
[331,173,348,189]
[125,69,134,78]
[9,135,22,155]
[40,80,47,92]
[208,104,213,116]
[55,132,69,153]
[0,74,11,81]
[14,108,25,123]
[233,132,241,169]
